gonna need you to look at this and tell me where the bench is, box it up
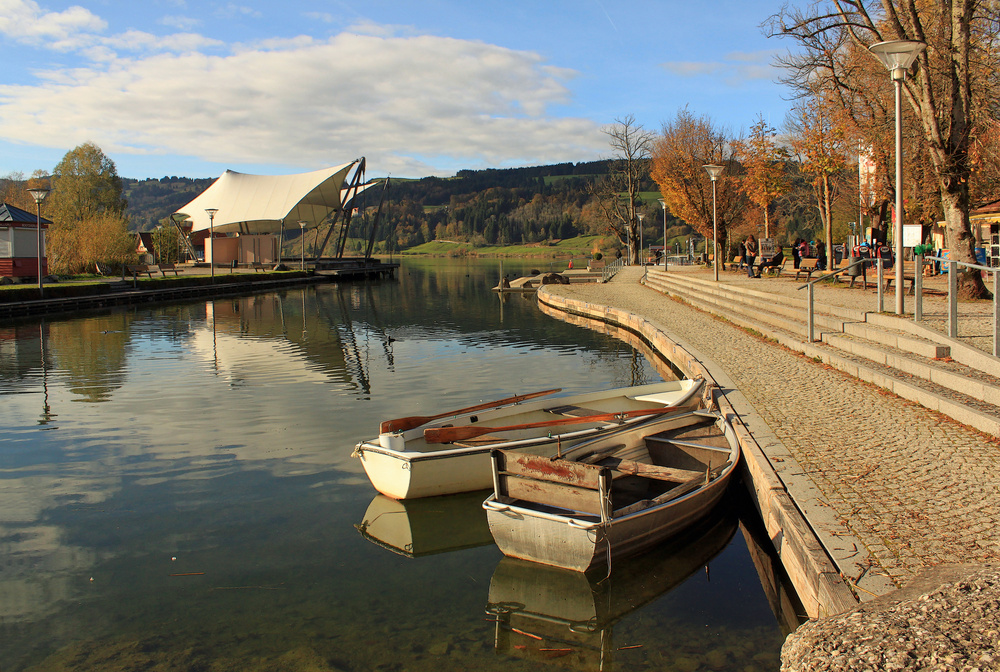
[158,263,180,276]
[251,262,266,272]
[795,257,820,281]
[758,259,787,277]
[126,264,154,279]
[730,256,743,271]
[883,273,916,295]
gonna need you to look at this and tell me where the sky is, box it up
[0,0,797,181]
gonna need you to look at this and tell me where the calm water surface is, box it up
[1,258,794,671]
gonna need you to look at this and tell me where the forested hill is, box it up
[123,176,216,232]
[121,160,679,253]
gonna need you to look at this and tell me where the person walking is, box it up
[744,234,759,278]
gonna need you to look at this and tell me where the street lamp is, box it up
[658,198,668,270]
[869,39,926,315]
[26,187,49,296]
[637,213,644,265]
[298,220,307,270]
[204,208,218,283]
[703,164,724,282]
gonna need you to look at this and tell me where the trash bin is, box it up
[846,255,864,277]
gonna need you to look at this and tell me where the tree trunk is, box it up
[940,186,990,299]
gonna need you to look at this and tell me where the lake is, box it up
[1,258,796,671]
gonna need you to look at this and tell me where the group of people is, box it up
[738,234,829,278]
[740,235,784,278]
[791,237,827,271]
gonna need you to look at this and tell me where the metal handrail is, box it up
[796,257,871,343]
[602,257,625,283]
[796,257,868,290]
[918,254,999,355]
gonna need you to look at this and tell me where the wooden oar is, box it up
[425,406,679,444]
[379,388,562,433]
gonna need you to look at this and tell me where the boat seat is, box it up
[597,457,704,484]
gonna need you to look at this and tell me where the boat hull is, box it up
[484,473,732,572]
[355,379,703,500]
[484,410,740,571]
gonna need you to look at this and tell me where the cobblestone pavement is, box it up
[546,267,1000,589]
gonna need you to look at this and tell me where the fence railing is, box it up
[796,254,999,357]
[917,255,1000,357]
[796,258,867,343]
[602,257,626,283]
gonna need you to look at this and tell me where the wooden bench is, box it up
[127,264,154,279]
[251,262,266,272]
[758,259,787,277]
[883,273,916,295]
[730,256,743,271]
[158,263,180,276]
[795,257,820,281]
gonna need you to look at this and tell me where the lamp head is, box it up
[27,187,50,204]
[298,220,307,229]
[205,208,219,220]
[869,40,926,79]
[702,164,724,181]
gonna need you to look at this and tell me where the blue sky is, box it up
[0,0,795,180]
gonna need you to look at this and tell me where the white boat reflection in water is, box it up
[485,506,737,671]
[354,490,494,558]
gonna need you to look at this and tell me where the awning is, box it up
[174,160,365,234]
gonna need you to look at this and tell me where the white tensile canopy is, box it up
[174,160,364,234]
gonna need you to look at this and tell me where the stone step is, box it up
[823,332,1000,407]
[841,322,950,359]
[644,272,847,337]
[640,271,1000,426]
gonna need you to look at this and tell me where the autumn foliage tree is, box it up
[651,108,746,260]
[768,0,1000,298]
[733,115,789,239]
[46,143,134,274]
[786,94,851,267]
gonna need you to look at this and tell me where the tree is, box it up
[48,142,128,225]
[589,115,654,264]
[651,108,746,261]
[785,94,851,268]
[733,115,790,239]
[46,143,132,274]
[767,0,1000,298]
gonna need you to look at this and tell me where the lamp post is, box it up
[658,198,668,270]
[298,220,307,270]
[869,39,925,315]
[27,187,49,296]
[637,213,644,265]
[204,208,218,283]
[702,164,724,282]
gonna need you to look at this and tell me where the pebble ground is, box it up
[546,267,1000,590]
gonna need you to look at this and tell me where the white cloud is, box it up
[0,30,605,176]
[159,14,201,31]
[661,50,780,85]
[0,0,106,48]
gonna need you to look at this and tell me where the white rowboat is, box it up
[353,379,704,500]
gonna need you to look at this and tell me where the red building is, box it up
[0,202,52,279]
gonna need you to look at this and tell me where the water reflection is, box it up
[486,505,738,671]
[0,260,786,671]
[356,490,494,558]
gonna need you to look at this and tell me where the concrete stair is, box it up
[642,268,1000,436]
